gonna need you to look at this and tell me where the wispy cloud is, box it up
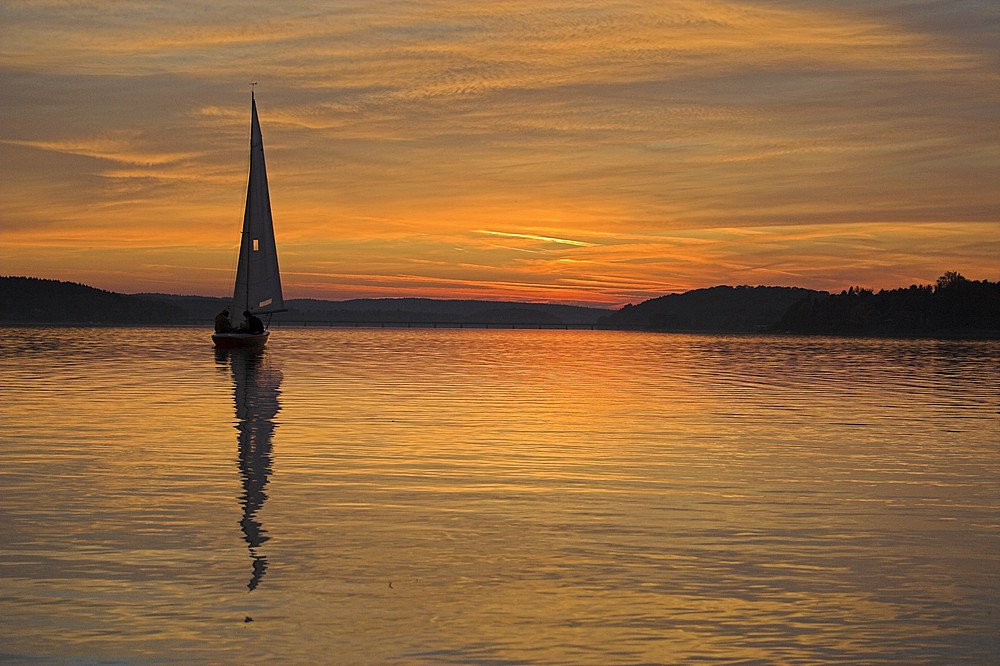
[474,230,594,247]
[1,1,997,302]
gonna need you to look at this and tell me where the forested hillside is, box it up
[4,274,996,337]
[599,285,825,331]
[0,277,187,324]
[0,277,608,326]
[778,272,999,336]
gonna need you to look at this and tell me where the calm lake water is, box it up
[2,327,998,664]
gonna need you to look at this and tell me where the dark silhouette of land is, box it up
[0,277,609,327]
[2,273,997,337]
[0,276,189,325]
[778,272,999,338]
[599,285,824,332]
[274,297,606,326]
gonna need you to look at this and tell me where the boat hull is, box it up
[212,330,270,350]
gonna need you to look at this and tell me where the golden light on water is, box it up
[5,327,997,661]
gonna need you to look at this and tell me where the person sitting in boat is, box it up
[243,310,265,334]
[215,309,232,333]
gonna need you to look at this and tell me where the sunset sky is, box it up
[2,1,997,307]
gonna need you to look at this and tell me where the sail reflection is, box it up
[219,348,282,591]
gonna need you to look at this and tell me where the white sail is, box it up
[232,92,284,328]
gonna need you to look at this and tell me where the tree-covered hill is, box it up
[4,274,996,336]
[0,276,187,324]
[777,272,999,337]
[0,277,609,326]
[599,285,826,331]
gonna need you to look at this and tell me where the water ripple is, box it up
[2,327,998,664]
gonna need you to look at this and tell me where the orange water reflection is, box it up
[251,330,999,662]
[0,328,997,663]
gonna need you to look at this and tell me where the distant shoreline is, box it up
[3,320,997,341]
[3,274,997,340]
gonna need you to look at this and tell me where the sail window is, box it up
[253,239,259,251]
[258,298,272,308]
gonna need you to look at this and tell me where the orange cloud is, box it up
[2,1,997,303]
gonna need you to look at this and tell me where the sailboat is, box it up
[213,92,285,350]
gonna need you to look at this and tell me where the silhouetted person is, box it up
[243,310,264,334]
[215,309,232,333]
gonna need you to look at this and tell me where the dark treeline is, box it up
[279,297,607,325]
[599,285,825,332]
[778,272,1000,337]
[0,276,187,325]
[3,273,997,337]
[278,306,565,326]
[0,277,609,326]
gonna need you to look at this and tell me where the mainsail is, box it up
[231,92,284,328]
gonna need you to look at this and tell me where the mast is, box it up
[243,87,257,317]
[242,93,252,317]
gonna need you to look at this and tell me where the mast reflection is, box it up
[219,348,282,591]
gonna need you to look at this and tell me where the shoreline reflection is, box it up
[218,348,282,591]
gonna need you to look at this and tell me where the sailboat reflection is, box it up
[219,348,282,591]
